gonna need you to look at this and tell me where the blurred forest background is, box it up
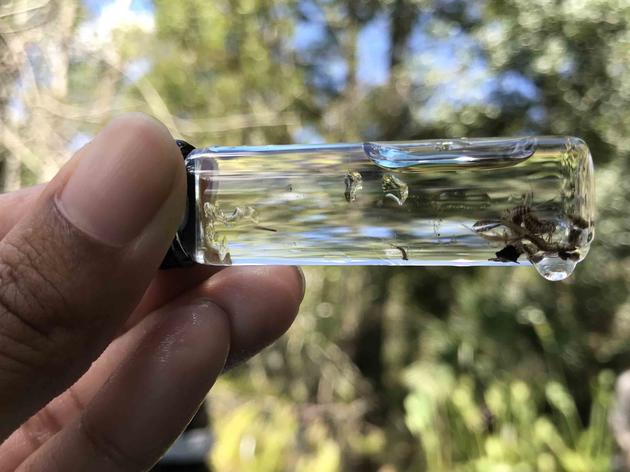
[2,0,630,470]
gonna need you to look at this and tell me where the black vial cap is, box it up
[160,140,197,269]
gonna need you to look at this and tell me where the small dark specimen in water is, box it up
[508,204,530,226]
[493,245,522,263]
[473,193,590,265]
[394,245,409,261]
[523,213,556,238]
[254,225,278,232]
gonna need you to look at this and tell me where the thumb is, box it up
[0,114,185,440]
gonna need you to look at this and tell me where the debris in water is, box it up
[382,174,409,206]
[344,170,363,203]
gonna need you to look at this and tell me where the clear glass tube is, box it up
[176,136,595,281]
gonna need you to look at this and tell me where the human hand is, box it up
[0,114,304,470]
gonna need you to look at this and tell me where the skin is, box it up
[0,114,304,471]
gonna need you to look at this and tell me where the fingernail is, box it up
[57,114,180,246]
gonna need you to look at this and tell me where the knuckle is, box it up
[0,233,75,375]
[18,403,64,449]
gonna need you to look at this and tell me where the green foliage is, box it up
[402,365,615,471]
[149,0,306,144]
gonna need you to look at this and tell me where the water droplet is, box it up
[532,255,576,281]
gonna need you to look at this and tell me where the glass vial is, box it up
[176,136,595,281]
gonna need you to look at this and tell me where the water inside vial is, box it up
[185,137,594,281]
